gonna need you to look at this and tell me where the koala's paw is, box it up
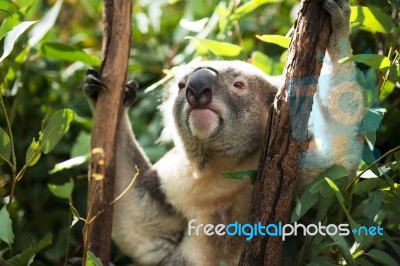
[83,68,106,102]
[83,68,138,107]
[323,0,351,35]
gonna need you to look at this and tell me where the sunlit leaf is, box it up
[0,21,37,62]
[351,6,394,34]
[47,179,74,200]
[251,51,284,75]
[186,37,242,57]
[339,54,390,71]
[0,16,20,41]
[49,155,88,174]
[256,34,290,48]
[0,206,14,245]
[25,138,41,167]
[231,0,282,19]
[28,0,63,47]
[40,109,76,154]
[0,128,11,165]
[39,42,101,67]
[86,251,104,266]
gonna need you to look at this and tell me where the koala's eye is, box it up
[178,82,186,90]
[233,81,244,90]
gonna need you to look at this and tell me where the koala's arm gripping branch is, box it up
[85,0,132,264]
[239,1,331,265]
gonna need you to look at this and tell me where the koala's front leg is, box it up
[83,70,187,265]
[304,0,365,176]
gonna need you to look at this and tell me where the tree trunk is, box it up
[86,0,132,264]
[239,1,331,265]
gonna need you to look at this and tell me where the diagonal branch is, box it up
[239,1,331,265]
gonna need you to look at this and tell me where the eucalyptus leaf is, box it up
[339,54,390,71]
[28,0,63,47]
[0,128,11,164]
[40,109,76,154]
[47,179,74,200]
[366,249,400,266]
[231,0,282,19]
[86,251,104,266]
[351,6,394,34]
[25,138,41,167]
[0,21,37,62]
[364,191,385,225]
[186,37,242,57]
[39,42,101,67]
[7,234,52,266]
[256,34,290,48]
[0,206,14,245]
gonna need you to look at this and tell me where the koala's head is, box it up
[169,61,277,166]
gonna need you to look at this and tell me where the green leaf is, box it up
[49,155,88,174]
[0,128,11,164]
[330,234,355,266]
[28,0,63,47]
[353,178,386,196]
[339,54,390,71]
[0,15,20,41]
[186,37,242,57]
[25,138,41,167]
[40,109,76,154]
[0,21,37,62]
[291,190,319,222]
[86,251,104,266]
[0,206,14,245]
[7,234,52,266]
[220,170,256,185]
[38,42,101,67]
[256,34,290,48]
[69,203,81,228]
[251,51,284,75]
[364,191,385,225]
[231,0,282,19]
[47,179,74,200]
[366,249,400,266]
[325,178,361,241]
[350,6,394,34]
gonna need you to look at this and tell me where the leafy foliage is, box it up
[0,0,399,265]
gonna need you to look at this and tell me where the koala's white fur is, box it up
[108,0,365,265]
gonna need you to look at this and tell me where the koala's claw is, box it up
[124,80,139,107]
[323,0,351,31]
[83,68,107,101]
[83,68,138,107]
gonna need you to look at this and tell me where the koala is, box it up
[84,0,365,265]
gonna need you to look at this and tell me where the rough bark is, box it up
[239,1,331,265]
[86,0,132,264]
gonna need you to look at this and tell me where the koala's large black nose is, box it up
[186,68,217,108]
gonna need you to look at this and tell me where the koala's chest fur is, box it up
[154,147,257,225]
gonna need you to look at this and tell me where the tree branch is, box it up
[239,1,331,265]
